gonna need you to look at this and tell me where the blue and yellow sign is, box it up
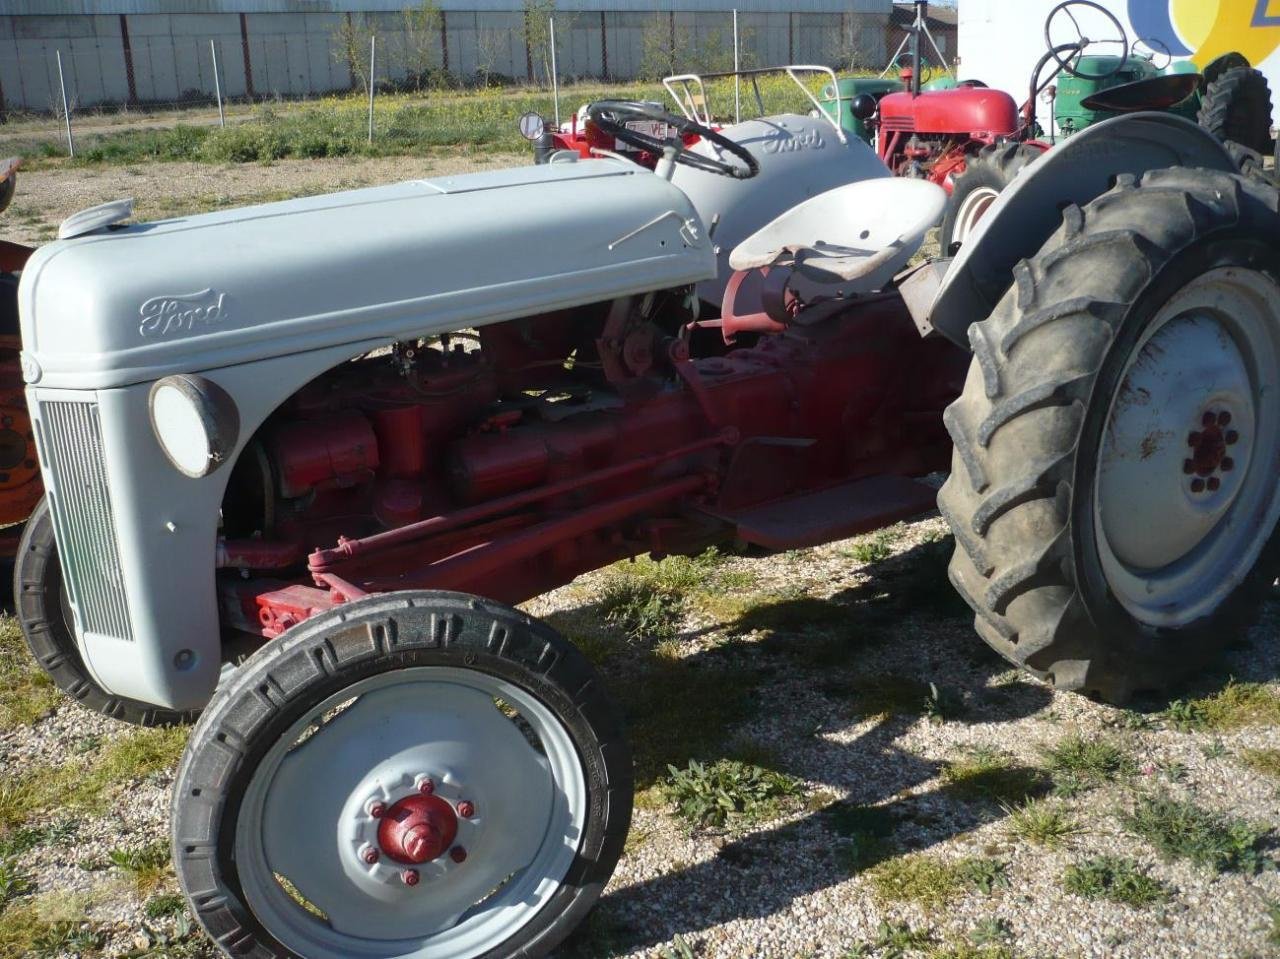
[1127,0,1280,66]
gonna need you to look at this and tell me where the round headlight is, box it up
[148,374,239,478]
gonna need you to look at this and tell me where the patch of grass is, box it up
[925,943,1017,959]
[144,892,187,920]
[622,654,761,787]
[0,819,78,859]
[836,674,964,723]
[597,550,723,640]
[1003,797,1081,848]
[1061,856,1169,907]
[108,840,172,896]
[942,747,1049,805]
[825,802,899,874]
[868,854,1008,907]
[81,726,189,798]
[968,918,1012,946]
[0,894,103,959]
[662,759,806,829]
[1,726,188,834]
[1241,748,1280,778]
[1266,900,1280,948]
[0,856,33,906]
[842,528,899,564]
[1164,681,1280,731]
[871,921,935,954]
[1042,734,1133,795]
[0,616,63,731]
[1122,796,1270,873]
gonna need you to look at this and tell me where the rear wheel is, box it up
[939,168,1280,702]
[15,498,195,726]
[172,591,631,959]
[940,143,1043,256]
[1198,66,1274,156]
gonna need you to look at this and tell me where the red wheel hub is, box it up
[376,794,459,865]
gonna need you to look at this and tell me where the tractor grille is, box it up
[880,117,915,132]
[37,400,133,642]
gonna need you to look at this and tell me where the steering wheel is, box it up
[1044,0,1129,80]
[586,101,759,180]
[1133,36,1173,72]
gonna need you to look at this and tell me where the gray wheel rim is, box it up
[1094,266,1280,627]
[233,666,587,959]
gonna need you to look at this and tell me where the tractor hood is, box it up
[18,159,715,390]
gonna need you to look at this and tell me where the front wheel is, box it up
[939,143,1043,256]
[172,591,631,959]
[939,168,1280,703]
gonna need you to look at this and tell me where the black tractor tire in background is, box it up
[15,498,196,726]
[1198,66,1274,156]
[938,168,1280,703]
[939,143,1043,256]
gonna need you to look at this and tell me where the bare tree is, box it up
[522,0,556,84]
[331,14,375,93]
[402,0,443,89]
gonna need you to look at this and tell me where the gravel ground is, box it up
[1,513,1277,959]
[0,160,1277,959]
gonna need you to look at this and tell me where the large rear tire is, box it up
[15,498,195,726]
[1198,66,1274,156]
[939,168,1280,703]
[939,143,1043,256]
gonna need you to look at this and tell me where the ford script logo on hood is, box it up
[139,289,228,337]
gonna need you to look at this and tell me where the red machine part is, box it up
[377,794,459,865]
[872,87,1036,192]
[877,87,1020,137]
[222,291,967,640]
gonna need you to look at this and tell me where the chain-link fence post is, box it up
[55,49,74,157]
[210,39,225,127]
[368,34,376,144]
[549,17,560,128]
[732,9,741,123]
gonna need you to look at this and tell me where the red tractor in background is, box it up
[0,158,41,564]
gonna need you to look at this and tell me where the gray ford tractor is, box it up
[14,106,1279,957]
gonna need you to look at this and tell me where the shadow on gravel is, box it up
[556,535,1059,956]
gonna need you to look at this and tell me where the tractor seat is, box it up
[728,178,946,290]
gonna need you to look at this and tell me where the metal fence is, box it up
[0,8,912,155]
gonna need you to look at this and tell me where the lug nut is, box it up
[361,845,380,865]
[450,846,468,864]
[457,800,475,819]
[367,800,386,819]
[1203,411,1217,427]
[1218,411,1232,426]
[418,778,436,795]
[1221,457,1234,472]
[1187,431,1201,447]
[1207,476,1221,491]
[1182,459,1195,474]
[1226,430,1239,445]
[401,869,420,886]
[1191,478,1206,493]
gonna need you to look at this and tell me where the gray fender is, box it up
[928,113,1237,348]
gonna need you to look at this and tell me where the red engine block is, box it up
[220,294,966,640]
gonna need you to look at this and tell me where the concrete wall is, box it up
[0,6,891,112]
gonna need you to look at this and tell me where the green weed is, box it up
[1042,734,1133,795]
[1164,681,1280,731]
[1061,856,1169,907]
[869,854,1008,907]
[1003,797,1081,848]
[1241,748,1280,778]
[662,759,806,829]
[108,840,172,896]
[942,748,1049,806]
[0,856,33,906]
[0,616,63,731]
[1122,796,1269,873]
